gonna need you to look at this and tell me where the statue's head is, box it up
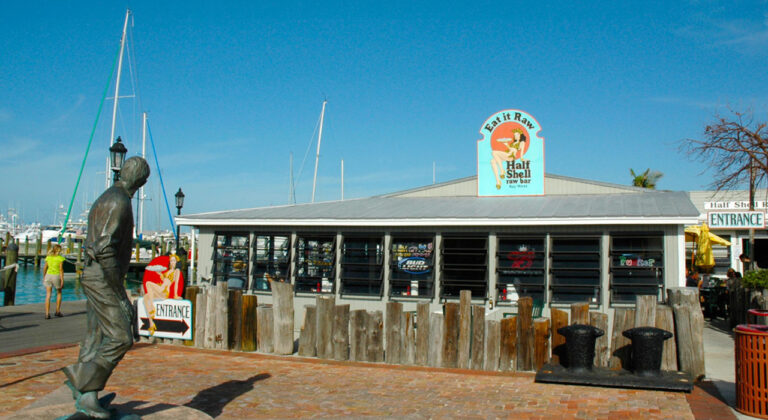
[118,156,150,197]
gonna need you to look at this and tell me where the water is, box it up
[1,264,142,306]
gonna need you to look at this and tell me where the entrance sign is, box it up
[708,211,766,229]
[477,109,544,196]
[136,298,193,340]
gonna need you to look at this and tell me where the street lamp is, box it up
[175,188,185,252]
[109,136,127,183]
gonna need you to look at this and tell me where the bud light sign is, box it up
[398,257,430,275]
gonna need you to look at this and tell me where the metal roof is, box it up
[178,190,700,227]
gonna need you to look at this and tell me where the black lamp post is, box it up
[109,136,127,183]
[175,187,185,252]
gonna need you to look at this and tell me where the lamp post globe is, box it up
[109,136,127,183]
[175,188,184,252]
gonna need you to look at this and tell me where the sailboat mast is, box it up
[138,111,147,236]
[311,99,327,203]
[106,8,131,189]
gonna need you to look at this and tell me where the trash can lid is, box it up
[735,324,768,333]
[747,309,768,317]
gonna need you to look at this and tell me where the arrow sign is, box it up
[139,317,190,335]
[136,298,193,340]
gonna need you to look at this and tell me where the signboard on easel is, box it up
[136,254,191,339]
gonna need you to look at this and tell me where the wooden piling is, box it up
[415,303,430,366]
[517,297,534,371]
[428,312,443,367]
[470,305,485,370]
[366,310,384,362]
[240,295,258,351]
[316,296,336,359]
[609,308,635,370]
[271,280,294,355]
[635,295,657,327]
[298,305,317,357]
[458,290,472,369]
[534,318,551,370]
[35,236,42,268]
[589,312,609,367]
[669,287,705,379]
[385,302,404,364]
[349,309,367,361]
[333,304,350,361]
[2,243,18,306]
[499,316,517,372]
[442,302,460,368]
[570,302,590,325]
[184,286,200,346]
[484,320,500,371]
[215,281,228,349]
[403,311,416,365]
[194,291,207,348]
[550,308,568,365]
[257,306,274,353]
[656,304,678,371]
[227,289,242,350]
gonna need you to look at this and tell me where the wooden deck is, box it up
[0,300,87,354]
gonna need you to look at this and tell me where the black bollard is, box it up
[557,324,604,372]
[3,243,18,306]
[622,327,673,377]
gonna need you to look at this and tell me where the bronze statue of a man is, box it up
[62,156,150,418]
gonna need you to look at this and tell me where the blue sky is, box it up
[2,1,768,231]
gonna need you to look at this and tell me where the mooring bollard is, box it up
[3,243,19,306]
[622,327,673,377]
[557,324,604,372]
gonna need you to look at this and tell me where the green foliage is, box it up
[630,168,663,189]
[742,269,768,290]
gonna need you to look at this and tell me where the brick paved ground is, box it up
[0,343,720,419]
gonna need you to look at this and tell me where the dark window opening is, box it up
[294,235,336,294]
[611,234,664,303]
[441,235,488,299]
[213,232,249,289]
[497,236,546,304]
[340,235,384,296]
[550,237,600,304]
[251,234,291,292]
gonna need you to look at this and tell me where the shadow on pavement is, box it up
[0,312,34,319]
[184,373,271,417]
[706,317,735,336]
[112,399,179,416]
[0,324,38,333]
[696,380,731,405]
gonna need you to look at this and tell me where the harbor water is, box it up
[0,264,142,306]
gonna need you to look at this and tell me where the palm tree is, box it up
[630,168,663,189]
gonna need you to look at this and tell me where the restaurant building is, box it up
[177,110,700,329]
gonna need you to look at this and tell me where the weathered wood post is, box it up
[484,319,500,371]
[589,312,609,367]
[349,309,367,361]
[517,297,534,371]
[333,304,350,361]
[24,237,30,266]
[403,311,416,365]
[215,281,229,349]
[227,289,242,350]
[470,305,485,370]
[570,302,590,325]
[534,318,551,370]
[635,295,657,327]
[457,290,472,369]
[240,295,258,351]
[2,243,18,306]
[442,302,460,368]
[385,302,404,364]
[499,316,517,372]
[366,310,384,362]
[428,312,443,367]
[66,234,73,254]
[34,235,42,268]
[609,308,635,370]
[316,296,336,359]
[550,308,568,365]
[415,303,430,366]
[669,287,705,380]
[257,305,274,353]
[298,305,317,357]
[656,305,678,371]
[271,280,295,355]
[135,243,141,262]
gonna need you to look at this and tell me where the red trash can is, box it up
[735,323,768,418]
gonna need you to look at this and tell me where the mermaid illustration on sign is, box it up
[142,254,185,335]
[490,122,530,190]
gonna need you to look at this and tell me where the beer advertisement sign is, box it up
[477,109,544,196]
